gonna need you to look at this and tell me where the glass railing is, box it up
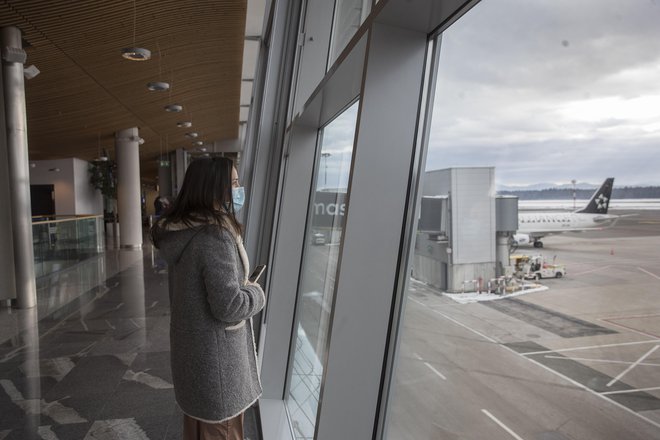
[32,215,105,278]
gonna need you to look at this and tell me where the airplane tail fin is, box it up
[576,178,614,214]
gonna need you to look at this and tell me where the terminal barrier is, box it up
[32,215,105,278]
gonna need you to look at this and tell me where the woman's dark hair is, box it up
[151,157,242,244]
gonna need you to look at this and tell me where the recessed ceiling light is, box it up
[121,47,151,61]
[164,104,183,112]
[177,121,192,128]
[185,132,199,139]
[147,81,170,91]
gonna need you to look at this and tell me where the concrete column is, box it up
[0,47,16,305]
[496,233,511,277]
[115,127,143,248]
[1,26,36,309]
[174,147,187,196]
[158,160,172,198]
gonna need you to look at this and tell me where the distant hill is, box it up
[498,186,660,200]
[498,181,598,191]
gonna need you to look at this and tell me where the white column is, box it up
[1,26,36,308]
[158,161,172,198]
[0,49,16,305]
[115,127,143,248]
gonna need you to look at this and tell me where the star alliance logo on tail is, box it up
[596,194,609,210]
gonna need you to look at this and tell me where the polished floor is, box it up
[0,245,259,440]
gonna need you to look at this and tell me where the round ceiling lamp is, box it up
[185,132,199,139]
[177,121,192,128]
[121,47,151,61]
[164,104,183,112]
[193,140,204,146]
[147,81,169,91]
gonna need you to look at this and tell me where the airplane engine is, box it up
[513,233,531,246]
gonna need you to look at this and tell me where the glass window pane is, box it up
[386,1,660,439]
[328,0,371,66]
[287,101,359,440]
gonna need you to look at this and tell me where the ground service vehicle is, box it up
[511,255,566,280]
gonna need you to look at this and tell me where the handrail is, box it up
[32,215,103,226]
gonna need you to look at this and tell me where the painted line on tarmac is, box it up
[572,265,612,276]
[602,386,660,396]
[423,362,447,380]
[409,297,497,343]
[607,345,660,387]
[544,355,660,367]
[481,409,525,440]
[521,339,660,356]
[638,267,660,281]
[600,318,660,339]
[409,294,660,430]
[413,352,448,380]
[604,312,660,321]
[502,344,660,431]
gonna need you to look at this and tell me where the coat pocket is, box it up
[225,320,246,331]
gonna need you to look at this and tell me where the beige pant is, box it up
[183,413,244,440]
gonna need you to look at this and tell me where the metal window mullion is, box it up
[314,21,428,440]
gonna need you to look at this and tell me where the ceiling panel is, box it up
[0,0,249,181]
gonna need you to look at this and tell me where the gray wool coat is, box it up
[154,222,266,423]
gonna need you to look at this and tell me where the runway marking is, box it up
[410,287,660,431]
[600,318,660,340]
[413,352,447,380]
[607,345,660,387]
[423,362,447,380]
[601,386,660,396]
[638,267,660,281]
[572,265,612,276]
[521,339,660,356]
[500,344,660,431]
[604,313,660,321]
[544,355,660,367]
[409,297,497,343]
[481,409,525,440]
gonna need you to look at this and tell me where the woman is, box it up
[152,157,265,440]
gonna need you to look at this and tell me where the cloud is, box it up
[427,0,660,186]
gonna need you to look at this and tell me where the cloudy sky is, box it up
[316,0,660,190]
[427,0,660,187]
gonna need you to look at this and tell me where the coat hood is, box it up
[152,221,210,265]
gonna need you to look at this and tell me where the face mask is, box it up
[232,187,245,212]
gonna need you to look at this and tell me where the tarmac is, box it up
[386,209,660,440]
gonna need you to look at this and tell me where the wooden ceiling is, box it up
[0,0,248,180]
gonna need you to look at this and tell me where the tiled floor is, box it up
[0,245,259,440]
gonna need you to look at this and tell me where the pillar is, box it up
[158,160,172,198]
[0,45,16,305]
[115,127,143,248]
[1,26,36,309]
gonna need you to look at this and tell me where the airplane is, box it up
[513,178,624,248]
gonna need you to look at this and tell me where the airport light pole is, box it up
[572,179,577,210]
[321,152,331,188]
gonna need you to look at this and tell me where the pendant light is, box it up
[121,0,151,61]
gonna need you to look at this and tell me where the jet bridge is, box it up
[413,167,517,292]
